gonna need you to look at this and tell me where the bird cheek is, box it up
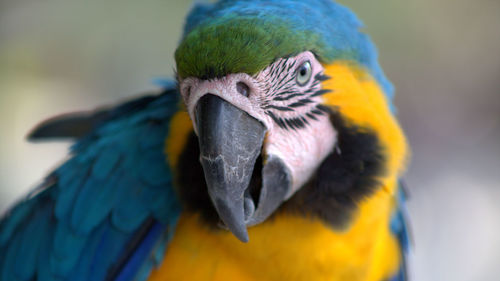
[264,114,337,198]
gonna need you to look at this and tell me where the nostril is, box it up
[236,82,250,97]
[185,86,192,100]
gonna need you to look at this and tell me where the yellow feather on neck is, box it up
[165,104,193,171]
[320,62,409,194]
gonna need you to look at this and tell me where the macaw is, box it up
[0,0,410,281]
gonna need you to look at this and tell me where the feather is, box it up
[0,89,182,281]
[37,218,59,281]
[68,221,108,281]
[87,221,130,280]
[138,151,172,187]
[70,165,122,235]
[55,161,91,224]
[51,222,87,276]
[388,181,412,281]
[28,110,109,141]
[177,0,394,100]
[0,200,34,246]
[113,222,164,281]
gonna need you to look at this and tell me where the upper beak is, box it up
[195,94,291,242]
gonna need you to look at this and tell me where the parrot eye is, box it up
[296,61,312,86]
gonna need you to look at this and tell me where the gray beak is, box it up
[195,94,291,242]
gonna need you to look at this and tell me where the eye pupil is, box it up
[300,68,307,76]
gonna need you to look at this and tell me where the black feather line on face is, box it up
[315,73,331,81]
[273,92,303,101]
[280,58,289,73]
[266,111,288,129]
[303,88,316,94]
[310,79,321,88]
[316,104,331,113]
[264,105,295,112]
[271,77,296,95]
[289,98,313,108]
[301,116,309,125]
[264,105,328,133]
[287,118,302,130]
[283,109,387,229]
[274,72,293,92]
[311,108,325,116]
[306,112,318,121]
[286,60,297,72]
[310,89,332,97]
[264,67,332,131]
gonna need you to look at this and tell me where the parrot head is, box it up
[173,0,407,242]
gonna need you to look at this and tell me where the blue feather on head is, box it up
[177,0,394,100]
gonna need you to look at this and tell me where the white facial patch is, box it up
[265,115,336,198]
[179,51,337,198]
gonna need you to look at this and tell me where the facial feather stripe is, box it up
[254,57,332,131]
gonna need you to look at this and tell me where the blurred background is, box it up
[0,0,499,280]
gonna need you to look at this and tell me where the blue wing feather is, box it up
[0,87,182,281]
[113,222,164,281]
[388,181,411,281]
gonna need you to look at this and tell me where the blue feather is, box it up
[184,0,394,100]
[138,151,172,187]
[0,200,33,246]
[14,206,52,280]
[37,213,57,281]
[51,222,87,276]
[91,146,122,180]
[113,222,165,281]
[14,219,44,280]
[88,222,130,280]
[68,221,109,281]
[2,218,23,280]
[70,169,122,235]
[151,78,176,89]
[111,175,151,232]
[55,161,91,224]
[0,89,182,281]
[389,181,411,281]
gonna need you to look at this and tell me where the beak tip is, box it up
[233,229,250,243]
[212,197,250,243]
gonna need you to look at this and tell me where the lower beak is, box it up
[195,95,291,242]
